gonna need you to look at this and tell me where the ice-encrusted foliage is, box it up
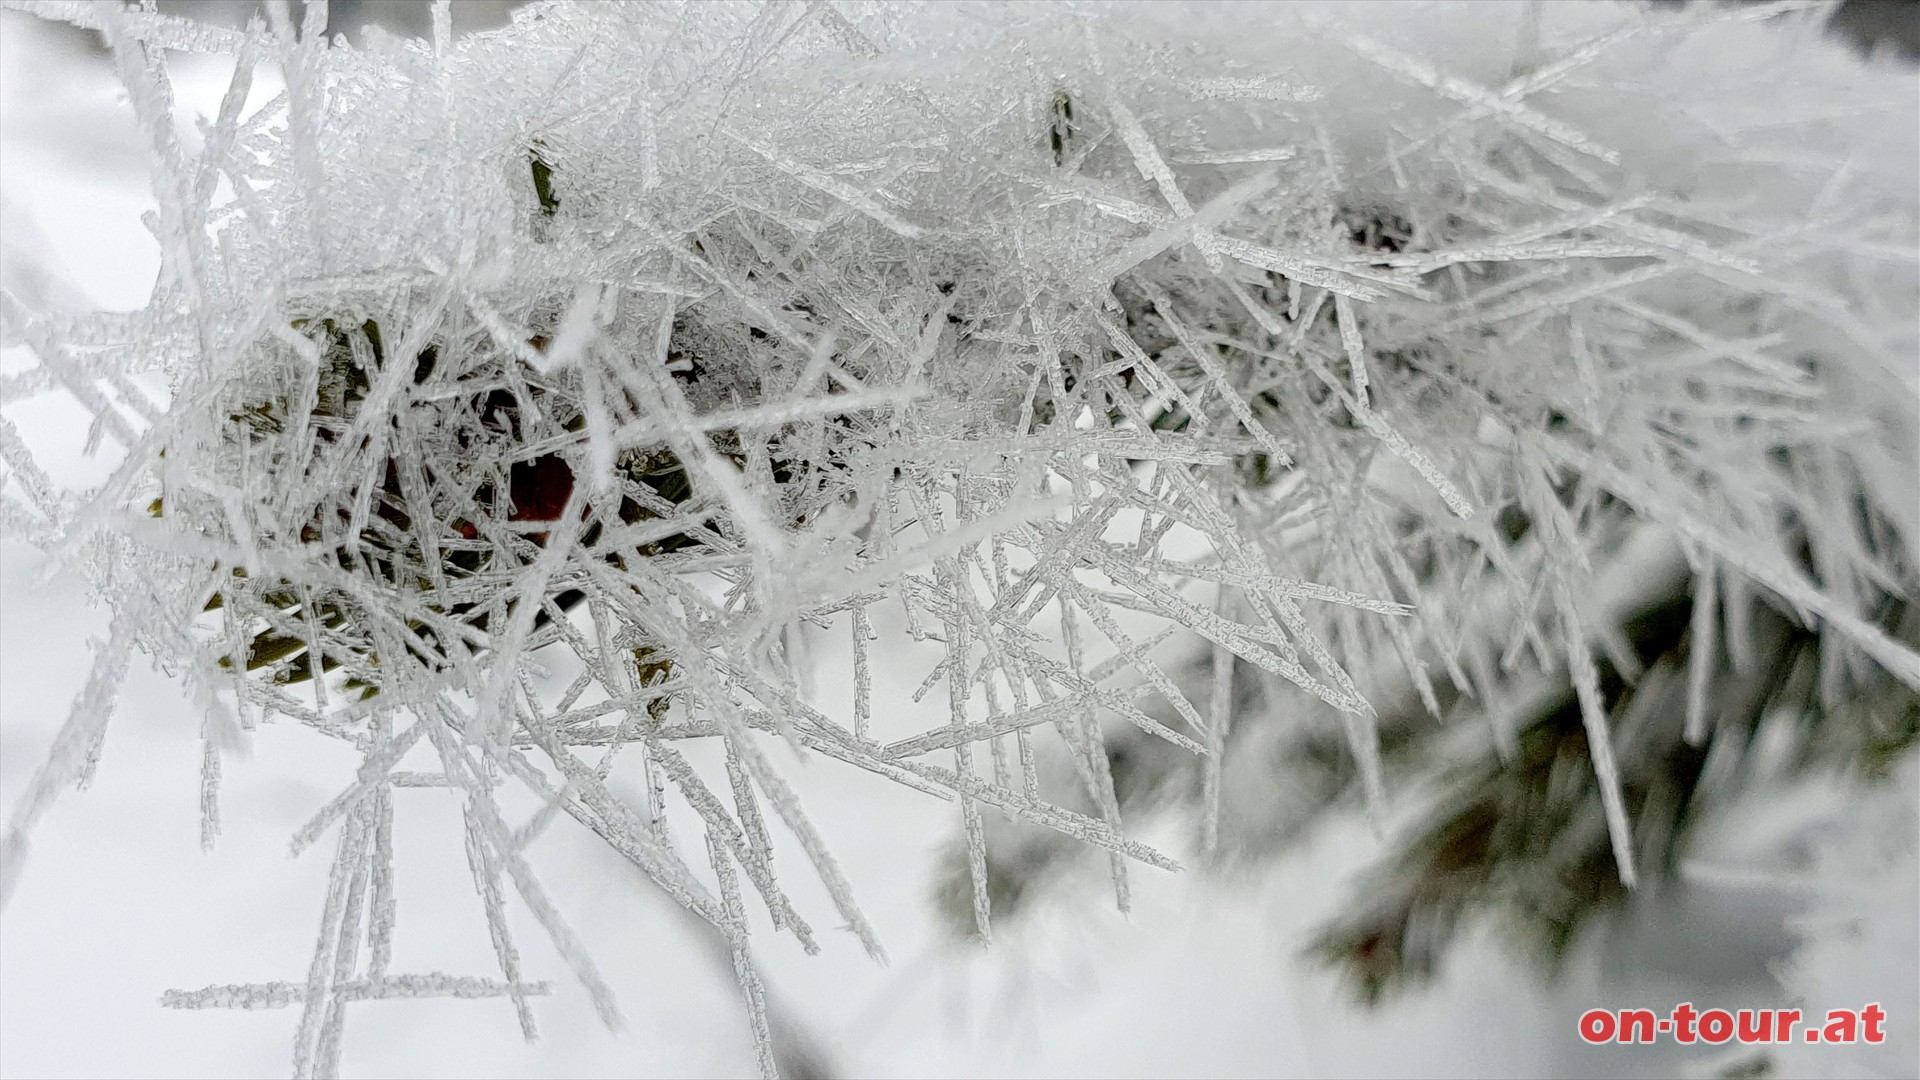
[1,0,1916,1074]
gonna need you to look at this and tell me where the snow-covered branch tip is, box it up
[1,0,1914,1075]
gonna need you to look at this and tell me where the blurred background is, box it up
[2,3,1916,1078]
[24,0,1920,56]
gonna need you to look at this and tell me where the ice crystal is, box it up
[1,1,1915,1075]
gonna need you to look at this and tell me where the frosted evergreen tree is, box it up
[0,1,1914,1077]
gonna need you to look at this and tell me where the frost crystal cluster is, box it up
[1,1,1916,1076]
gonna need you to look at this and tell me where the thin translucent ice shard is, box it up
[0,623,132,911]
[1333,294,1371,409]
[898,755,1181,873]
[1184,75,1321,102]
[728,719,888,963]
[9,0,1917,1072]
[291,793,371,1079]
[1139,289,1295,469]
[288,722,425,856]
[724,129,925,238]
[702,826,778,1080]
[1554,580,1638,889]
[1171,146,1299,165]
[429,705,624,1033]
[1083,169,1279,288]
[1325,28,1621,165]
[1685,560,1720,746]
[1557,442,1920,690]
[198,715,222,851]
[0,415,61,518]
[650,744,817,953]
[1202,588,1235,855]
[163,975,556,1010]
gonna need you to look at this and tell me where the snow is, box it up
[2,2,1916,1077]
